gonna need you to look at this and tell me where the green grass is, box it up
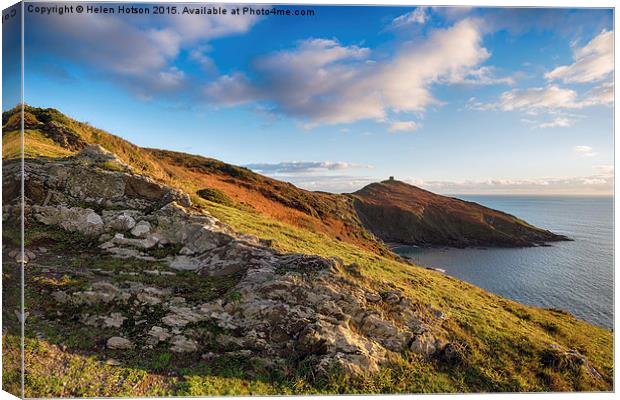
[3,129,75,159]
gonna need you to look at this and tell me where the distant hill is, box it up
[352,179,569,247]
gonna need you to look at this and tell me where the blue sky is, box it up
[8,5,614,194]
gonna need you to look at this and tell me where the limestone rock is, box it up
[170,335,198,353]
[34,206,104,236]
[103,313,126,328]
[162,306,203,327]
[148,326,171,342]
[409,333,438,357]
[76,144,120,164]
[365,292,382,303]
[104,211,136,231]
[131,221,151,238]
[10,149,456,379]
[137,292,162,306]
[107,336,133,350]
[52,291,70,304]
[381,290,401,304]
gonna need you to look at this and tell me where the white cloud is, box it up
[388,120,419,132]
[445,66,514,85]
[580,178,607,185]
[203,72,259,106]
[28,10,260,98]
[244,161,372,174]
[189,46,216,72]
[546,30,613,83]
[399,174,612,195]
[205,19,493,127]
[574,145,596,157]
[581,80,614,106]
[478,83,613,114]
[465,96,494,111]
[279,172,613,195]
[431,7,473,21]
[499,85,580,111]
[390,7,428,28]
[537,117,574,128]
[157,67,185,89]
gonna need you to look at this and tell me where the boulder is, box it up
[170,335,198,353]
[365,292,382,303]
[130,221,151,238]
[34,206,104,236]
[381,290,402,304]
[107,336,134,350]
[104,211,136,231]
[148,326,171,342]
[75,144,118,164]
[137,292,162,306]
[409,333,438,357]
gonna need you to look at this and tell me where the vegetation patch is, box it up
[197,187,234,206]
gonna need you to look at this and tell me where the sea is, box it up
[393,196,614,329]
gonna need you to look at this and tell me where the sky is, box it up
[5,4,614,195]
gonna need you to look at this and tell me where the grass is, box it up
[3,129,75,159]
[97,159,126,172]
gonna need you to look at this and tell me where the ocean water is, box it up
[394,196,614,329]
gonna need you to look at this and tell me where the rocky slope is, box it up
[3,146,456,377]
[352,180,569,247]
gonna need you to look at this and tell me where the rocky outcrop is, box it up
[3,147,456,376]
[3,145,190,211]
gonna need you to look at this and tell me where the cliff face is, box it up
[352,180,569,248]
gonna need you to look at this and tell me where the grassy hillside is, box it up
[352,180,569,247]
[2,106,613,395]
[2,105,391,257]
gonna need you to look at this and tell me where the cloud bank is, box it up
[27,8,260,98]
[275,166,613,195]
[205,18,500,127]
[467,29,613,129]
[244,161,372,174]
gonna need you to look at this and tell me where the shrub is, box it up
[197,187,234,206]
